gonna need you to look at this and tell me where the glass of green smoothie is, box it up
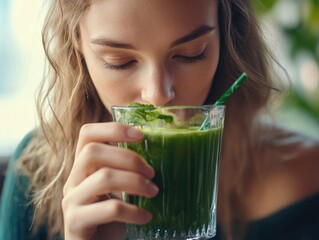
[112,104,225,240]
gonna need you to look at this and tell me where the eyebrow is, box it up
[171,25,215,47]
[90,25,215,50]
[90,38,135,50]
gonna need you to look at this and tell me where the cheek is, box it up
[197,41,220,96]
[85,61,136,108]
[206,39,220,82]
[172,70,211,105]
[177,46,219,103]
[95,79,133,107]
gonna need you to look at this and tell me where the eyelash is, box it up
[174,51,207,63]
[103,60,137,70]
[103,51,207,71]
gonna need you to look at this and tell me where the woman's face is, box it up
[79,0,220,111]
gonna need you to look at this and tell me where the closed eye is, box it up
[103,60,137,70]
[103,50,207,71]
[174,51,207,63]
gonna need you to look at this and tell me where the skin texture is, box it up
[63,1,220,239]
[61,1,319,239]
[78,0,220,110]
[243,131,319,221]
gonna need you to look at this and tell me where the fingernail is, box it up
[145,180,159,195]
[144,211,153,222]
[127,127,143,139]
[143,165,155,179]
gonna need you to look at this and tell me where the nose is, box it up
[140,65,175,106]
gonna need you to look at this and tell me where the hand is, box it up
[62,122,158,240]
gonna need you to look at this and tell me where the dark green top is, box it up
[0,132,48,239]
[1,134,319,240]
[214,192,319,240]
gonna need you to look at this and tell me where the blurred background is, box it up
[0,0,44,157]
[0,0,319,159]
[253,0,319,140]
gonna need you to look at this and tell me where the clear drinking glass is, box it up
[112,105,225,240]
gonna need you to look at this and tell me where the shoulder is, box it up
[243,128,319,221]
[1,130,36,199]
[0,130,37,239]
[11,130,35,162]
[1,129,38,198]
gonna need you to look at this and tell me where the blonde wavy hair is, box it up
[18,0,282,239]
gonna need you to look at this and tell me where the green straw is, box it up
[200,72,248,130]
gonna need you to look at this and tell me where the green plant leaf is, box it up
[120,102,174,125]
[253,0,277,16]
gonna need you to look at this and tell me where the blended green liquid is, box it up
[123,127,223,239]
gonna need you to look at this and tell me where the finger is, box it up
[95,222,126,240]
[67,167,158,205]
[65,143,155,191]
[67,200,152,232]
[78,142,154,179]
[75,122,143,157]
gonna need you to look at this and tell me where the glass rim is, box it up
[111,104,225,111]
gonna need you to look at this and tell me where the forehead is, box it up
[81,0,218,47]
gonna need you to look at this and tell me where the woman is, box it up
[1,0,319,239]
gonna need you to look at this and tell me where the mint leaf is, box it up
[123,102,173,124]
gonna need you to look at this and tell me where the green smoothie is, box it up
[122,126,223,238]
